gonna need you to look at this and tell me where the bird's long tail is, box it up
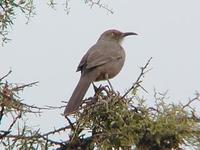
[64,74,91,115]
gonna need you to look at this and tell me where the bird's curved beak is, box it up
[122,32,138,37]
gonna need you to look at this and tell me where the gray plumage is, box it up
[64,29,137,115]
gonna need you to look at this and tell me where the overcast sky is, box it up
[1,0,200,145]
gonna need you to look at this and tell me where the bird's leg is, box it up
[105,74,114,91]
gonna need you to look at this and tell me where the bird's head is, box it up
[98,29,137,43]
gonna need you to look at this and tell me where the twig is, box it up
[0,70,12,81]
[5,125,71,145]
[85,0,114,14]
[183,93,199,109]
[21,103,51,112]
[11,81,39,91]
[65,116,75,131]
[7,112,22,131]
[0,105,5,122]
[44,105,66,110]
[0,130,10,139]
[41,135,64,145]
[122,57,152,98]
[42,125,71,137]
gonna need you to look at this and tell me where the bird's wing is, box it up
[76,53,88,72]
[86,46,122,70]
[77,43,122,71]
[86,55,121,70]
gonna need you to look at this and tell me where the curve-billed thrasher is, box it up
[64,29,137,115]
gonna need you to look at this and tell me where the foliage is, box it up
[0,0,112,46]
[0,0,35,45]
[67,89,200,150]
[1,59,200,150]
[0,71,72,149]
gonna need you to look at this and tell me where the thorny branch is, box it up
[0,103,4,121]
[85,0,113,14]
[1,60,200,150]
[0,72,41,139]
[183,91,200,109]
[4,125,71,145]
[0,71,73,148]
[0,70,12,81]
[7,112,22,131]
[44,105,66,110]
[42,125,71,137]
[11,81,39,92]
[0,80,41,114]
[122,57,152,98]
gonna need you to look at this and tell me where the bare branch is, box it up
[183,91,200,109]
[7,112,22,131]
[11,81,39,92]
[42,125,71,137]
[0,70,12,81]
[122,57,152,98]
[84,0,114,14]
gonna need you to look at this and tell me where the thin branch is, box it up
[122,57,152,98]
[44,105,66,110]
[183,92,200,109]
[65,116,75,131]
[7,112,22,131]
[42,125,71,137]
[0,105,5,122]
[0,70,12,81]
[11,81,39,91]
[0,130,10,139]
[5,125,71,145]
[85,0,114,14]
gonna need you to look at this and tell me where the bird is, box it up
[64,29,137,115]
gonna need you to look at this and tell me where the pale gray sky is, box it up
[1,0,200,145]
